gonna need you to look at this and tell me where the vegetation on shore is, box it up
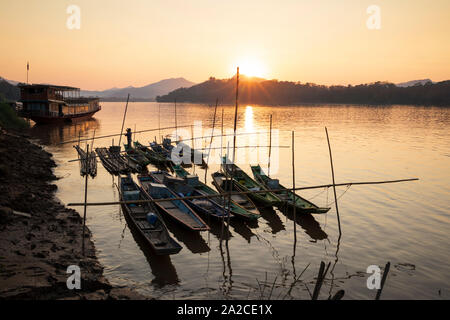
[0,98,28,130]
[157,76,450,106]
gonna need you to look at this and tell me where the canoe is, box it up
[119,175,182,255]
[211,171,261,220]
[124,143,151,167]
[221,156,282,207]
[134,141,169,166]
[152,169,233,220]
[173,165,259,221]
[250,165,331,214]
[138,173,209,232]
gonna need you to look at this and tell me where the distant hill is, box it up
[0,79,20,101]
[81,78,195,101]
[397,79,433,87]
[157,77,450,106]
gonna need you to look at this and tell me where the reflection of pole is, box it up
[118,94,130,148]
[82,144,89,256]
[325,127,342,236]
[268,114,273,177]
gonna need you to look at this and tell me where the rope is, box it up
[326,184,351,207]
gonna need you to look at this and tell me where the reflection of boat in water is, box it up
[163,217,211,254]
[121,206,179,288]
[258,206,285,235]
[29,118,99,145]
[279,206,328,241]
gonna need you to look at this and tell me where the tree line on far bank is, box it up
[156,77,450,106]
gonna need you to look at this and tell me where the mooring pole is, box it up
[118,94,130,148]
[82,144,90,256]
[268,114,273,177]
[325,127,342,237]
[204,98,219,183]
[292,131,297,242]
[175,99,178,141]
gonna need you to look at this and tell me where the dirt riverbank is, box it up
[0,129,146,300]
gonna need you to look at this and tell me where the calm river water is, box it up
[30,102,450,300]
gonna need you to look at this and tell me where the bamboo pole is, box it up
[268,114,273,177]
[67,177,419,207]
[174,99,178,141]
[118,94,130,147]
[81,144,89,256]
[58,124,194,146]
[227,67,239,235]
[312,261,331,300]
[325,127,341,236]
[292,131,297,243]
[204,99,219,183]
[375,262,391,300]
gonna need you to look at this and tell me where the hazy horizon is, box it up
[1,0,449,90]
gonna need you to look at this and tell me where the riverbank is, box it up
[0,128,146,300]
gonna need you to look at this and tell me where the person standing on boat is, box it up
[125,128,132,147]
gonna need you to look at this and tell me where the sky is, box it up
[0,0,449,90]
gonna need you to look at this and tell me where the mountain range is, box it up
[80,78,195,101]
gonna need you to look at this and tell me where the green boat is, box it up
[124,143,151,167]
[173,165,260,221]
[221,156,282,207]
[251,165,330,214]
[134,141,169,166]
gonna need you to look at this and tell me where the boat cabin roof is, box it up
[18,83,80,91]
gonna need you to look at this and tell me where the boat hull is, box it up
[26,109,100,124]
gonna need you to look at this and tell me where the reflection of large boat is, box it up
[18,84,101,124]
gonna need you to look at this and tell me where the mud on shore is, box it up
[0,129,146,300]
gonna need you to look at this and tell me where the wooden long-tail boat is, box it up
[152,170,233,220]
[119,175,182,255]
[173,165,259,221]
[134,141,169,166]
[251,165,330,214]
[221,156,281,207]
[124,143,151,168]
[138,173,209,232]
[211,172,261,220]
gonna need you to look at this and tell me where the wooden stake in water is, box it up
[375,262,391,300]
[268,114,273,177]
[118,94,130,147]
[82,144,90,256]
[204,99,219,183]
[325,127,342,236]
[292,131,297,243]
[174,99,178,141]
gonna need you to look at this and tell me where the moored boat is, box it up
[119,175,182,255]
[134,141,169,166]
[154,170,233,220]
[138,173,209,232]
[211,171,260,220]
[18,84,101,124]
[221,156,281,207]
[251,165,330,214]
[173,165,259,220]
[124,143,151,168]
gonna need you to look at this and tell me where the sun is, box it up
[234,58,267,78]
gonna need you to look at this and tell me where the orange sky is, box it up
[0,0,449,90]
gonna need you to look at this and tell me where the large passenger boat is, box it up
[18,84,101,124]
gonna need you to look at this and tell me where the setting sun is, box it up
[234,58,268,78]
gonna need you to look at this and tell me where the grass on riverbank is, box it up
[0,99,28,130]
